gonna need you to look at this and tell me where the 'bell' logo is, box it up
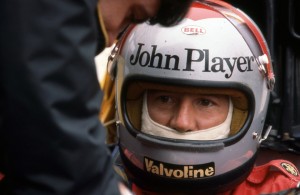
[181,25,206,35]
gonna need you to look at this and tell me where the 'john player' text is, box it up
[130,43,254,78]
[144,157,215,179]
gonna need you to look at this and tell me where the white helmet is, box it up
[112,0,275,193]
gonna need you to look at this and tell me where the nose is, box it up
[170,99,197,132]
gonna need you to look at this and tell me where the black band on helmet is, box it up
[120,147,256,194]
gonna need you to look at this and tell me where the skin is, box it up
[147,90,229,132]
[98,0,161,46]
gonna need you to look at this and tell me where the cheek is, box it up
[147,102,170,126]
[211,108,229,126]
[194,106,229,129]
[218,101,230,123]
[211,111,227,126]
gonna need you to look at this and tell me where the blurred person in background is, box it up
[0,0,193,194]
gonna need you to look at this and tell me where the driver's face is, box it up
[147,90,229,132]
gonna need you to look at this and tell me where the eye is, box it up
[157,95,173,104]
[152,93,178,109]
[197,99,214,107]
[147,91,178,109]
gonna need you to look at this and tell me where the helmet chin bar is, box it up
[136,133,225,152]
[120,148,256,194]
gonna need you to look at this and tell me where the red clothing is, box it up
[223,160,300,195]
[0,172,4,181]
[131,160,300,195]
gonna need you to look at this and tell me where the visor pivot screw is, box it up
[116,120,121,126]
[258,54,269,65]
[252,132,258,139]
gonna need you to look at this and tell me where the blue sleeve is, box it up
[0,0,120,194]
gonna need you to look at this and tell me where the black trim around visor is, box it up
[120,76,255,148]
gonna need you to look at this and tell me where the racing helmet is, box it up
[112,0,275,194]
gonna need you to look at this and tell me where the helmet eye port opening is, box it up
[120,77,255,148]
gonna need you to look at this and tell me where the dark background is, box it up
[226,0,300,167]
